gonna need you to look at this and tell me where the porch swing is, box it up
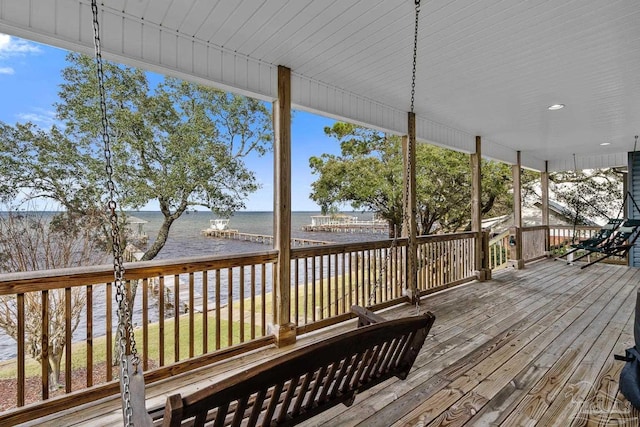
[91,1,433,426]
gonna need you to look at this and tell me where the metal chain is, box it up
[90,2,136,425]
[410,0,421,115]
[368,225,399,306]
[405,0,420,310]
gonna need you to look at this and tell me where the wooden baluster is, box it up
[304,258,309,325]
[215,269,221,350]
[174,274,180,362]
[261,264,266,336]
[250,266,256,339]
[142,278,148,370]
[311,256,317,322]
[239,266,245,343]
[17,293,25,407]
[293,259,299,325]
[202,270,208,354]
[319,255,324,320]
[65,288,71,393]
[41,290,49,400]
[106,283,112,380]
[189,272,194,358]
[341,252,346,315]
[227,267,233,347]
[159,276,165,366]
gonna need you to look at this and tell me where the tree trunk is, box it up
[142,217,175,261]
[48,351,62,390]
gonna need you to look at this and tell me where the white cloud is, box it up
[16,108,59,130]
[0,66,14,75]
[0,33,41,59]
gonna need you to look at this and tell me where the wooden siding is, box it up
[29,260,640,426]
[630,152,640,268]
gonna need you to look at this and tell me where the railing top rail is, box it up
[549,225,603,231]
[291,238,408,259]
[0,250,278,296]
[416,231,477,244]
[520,225,549,232]
[488,229,510,245]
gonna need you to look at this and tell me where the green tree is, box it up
[549,169,624,224]
[0,52,272,261]
[0,209,107,388]
[309,123,514,235]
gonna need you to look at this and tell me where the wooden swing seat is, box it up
[151,305,435,427]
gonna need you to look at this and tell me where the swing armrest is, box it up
[351,305,388,327]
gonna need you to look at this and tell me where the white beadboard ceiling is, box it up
[1,0,639,171]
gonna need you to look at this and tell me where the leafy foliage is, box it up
[549,169,624,224]
[0,53,272,260]
[0,210,107,387]
[309,123,515,235]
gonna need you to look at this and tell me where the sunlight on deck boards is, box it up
[28,260,640,426]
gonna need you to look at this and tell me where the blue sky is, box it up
[0,33,341,211]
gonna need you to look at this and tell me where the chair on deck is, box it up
[558,218,623,261]
[570,219,640,269]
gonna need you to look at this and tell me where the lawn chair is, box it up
[571,219,640,269]
[558,218,623,262]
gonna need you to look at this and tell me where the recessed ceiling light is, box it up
[547,104,565,110]
[600,142,611,146]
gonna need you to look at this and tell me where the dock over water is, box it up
[301,214,388,234]
[202,229,331,246]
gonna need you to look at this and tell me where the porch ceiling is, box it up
[1,0,639,171]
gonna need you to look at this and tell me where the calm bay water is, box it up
[133,210,385,260]
[0,211,387,360]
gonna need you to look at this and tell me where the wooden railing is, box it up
[416,232,477,293]
[0,251,278,422]
[0,232,482,423]
[488,230,510,270]
[290,240,407,334]
[549,225,628,264]
[521,225,548,262]
[549,225,602,254]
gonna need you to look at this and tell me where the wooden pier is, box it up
[202,229,331,246]
[301,222,388,234]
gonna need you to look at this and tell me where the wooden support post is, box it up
[509,151,525,269]
[471,136,490,281]
[402,112,418,303]
[272,65,295,347]
[541,161,550,256]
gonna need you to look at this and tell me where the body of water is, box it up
[132,210,387,259]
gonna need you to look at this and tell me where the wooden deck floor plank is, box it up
[570,312,635,427]
[322,264,600,426]
[426,284,625,427]
[424,260,568,325]
[389,266,631,426]
[470,275,632,426]
[491,267,637,426]
[534,275,638,425]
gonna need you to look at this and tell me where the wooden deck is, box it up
[28,260,640,426]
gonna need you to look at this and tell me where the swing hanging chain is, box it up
[406,0,420,310]
[368,225,399,307]
[410,0,421,115]
[91,2,137,425]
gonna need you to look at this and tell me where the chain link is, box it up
[404,0,421,307]
[368,225,399,306]
[91,2,137,425]
[410,0,421,115]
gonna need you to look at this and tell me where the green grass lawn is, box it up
[0,266,386,380]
